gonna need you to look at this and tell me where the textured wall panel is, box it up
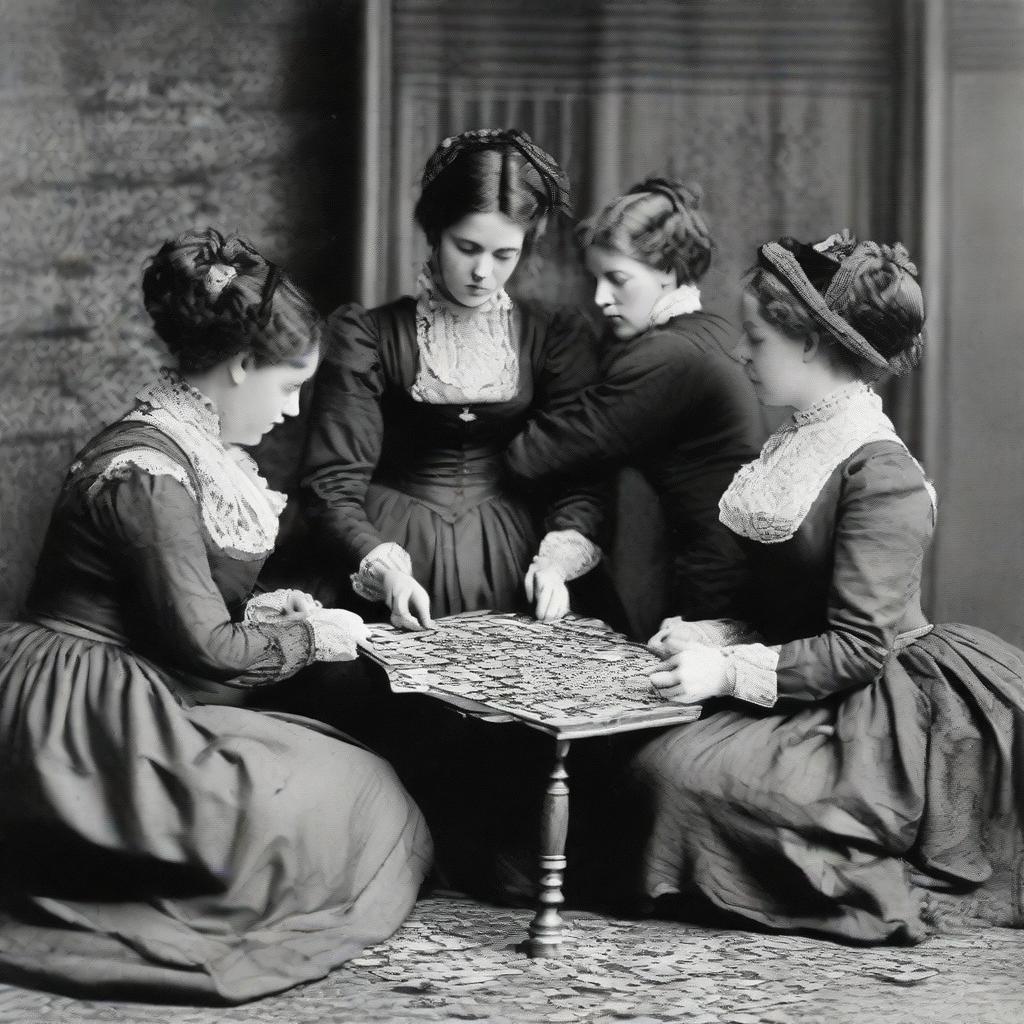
[0,0,361,616]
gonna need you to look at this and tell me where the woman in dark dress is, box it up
[629,232,1024,942]
[0,229,432,1003]
[302,128,604,629]
[505,178,763,627]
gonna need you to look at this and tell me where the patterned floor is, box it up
[1,894,1022,1023]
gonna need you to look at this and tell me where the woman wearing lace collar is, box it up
[618,232,1024,942]
[301,128,605,629]
[0,229,431,1002]
[505,178,764,633]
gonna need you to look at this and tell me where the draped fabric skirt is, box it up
[0,621,433,1004]
[625,625,1024,943]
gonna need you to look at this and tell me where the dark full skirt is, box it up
[627,625,1024,943]
[0,622,433,1003]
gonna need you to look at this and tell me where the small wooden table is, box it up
[359,611,699,957]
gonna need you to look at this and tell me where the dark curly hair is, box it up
[576,177,713,285]
[142,228,322,374]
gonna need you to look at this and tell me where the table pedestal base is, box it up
[527,738,571,958]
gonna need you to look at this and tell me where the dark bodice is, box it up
[741,440,934,701]
[505,312,764,618]
[302,297,605,566]
[22,421,302,697]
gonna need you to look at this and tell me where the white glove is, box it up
[381,568,435,632]
[306,607,370,661]
[647,617,760,658]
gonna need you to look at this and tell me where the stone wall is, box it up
[0,0,361,616]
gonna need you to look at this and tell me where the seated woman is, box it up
[630,232,1024,942]
[0,229,432,1003]
[505,178,763,630]
[301,128,604,630]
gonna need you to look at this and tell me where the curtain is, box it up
[357,0,931,634]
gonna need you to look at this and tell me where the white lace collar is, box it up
[410,261,519,404]
[648,283,702,328]
[719,382,931,543]
[114,369,286,559]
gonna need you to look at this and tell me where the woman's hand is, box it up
[648,617,707,657]
[525,562,570,622]
[648,648,731,705]
[276,590,321,622]
[381,569,435,631]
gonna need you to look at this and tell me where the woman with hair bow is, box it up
[621,232,1024,942]
[0,229,431,1003]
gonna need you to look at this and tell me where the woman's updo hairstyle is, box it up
[414,128,571,248]
[577,176,713,285]
[142,228,321,375]
[748,232,924,380]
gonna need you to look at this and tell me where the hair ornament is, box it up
[420,127,571,215]
[251,263,282,329]
[203,263,238,301]
[758,239,889,369]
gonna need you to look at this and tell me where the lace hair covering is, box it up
[410,262,519,404]
[87,369,286,560]
[719,383,935,544]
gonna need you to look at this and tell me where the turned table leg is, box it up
[527,737,571,958]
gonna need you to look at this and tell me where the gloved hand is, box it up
[381,568,436,631]
[524,560,570,622]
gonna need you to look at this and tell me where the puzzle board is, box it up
[359,611,700,738]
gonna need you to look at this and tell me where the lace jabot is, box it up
[648,283,701,328]
[88,369,286,560]
[410,262,519,404]
[719,382,934,544]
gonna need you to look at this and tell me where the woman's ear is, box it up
[227,353,250,385]
[801,334,821,363]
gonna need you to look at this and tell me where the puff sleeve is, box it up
[527,310,608,543]
[300,304,389,567]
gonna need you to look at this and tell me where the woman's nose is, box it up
[594,279,613,307]
[472,254,493,281]
[284,392,301,418]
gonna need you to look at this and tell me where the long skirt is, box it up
[0,621,433,1004]
[626,624,1024,943]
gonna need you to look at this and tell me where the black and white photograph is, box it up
[1,1,1023,1021]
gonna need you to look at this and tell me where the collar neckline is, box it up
[648,282,702,328]
[792,381,876,427]
[417,260,512,320]
[137,368,223,442]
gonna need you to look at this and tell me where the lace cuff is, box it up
[722,643,781,707]
[351,542,414,602]
[254,619,317,677]
[532,529,602,582]
[244,589,319,620]
[306,608,370,662]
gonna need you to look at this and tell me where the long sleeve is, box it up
[509,321,754,618]
[508,330,699,481]
[527,310,607,542]
[91,469,315,688]
[301,304,389,568]
[774,448,935,701]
